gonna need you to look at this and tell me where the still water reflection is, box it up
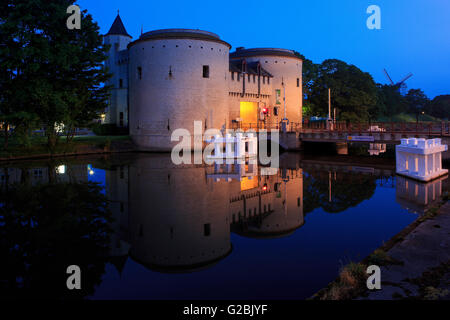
[0,153,447,299]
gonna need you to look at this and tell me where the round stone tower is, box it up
[230,48,303,126]
[128,29,231,151]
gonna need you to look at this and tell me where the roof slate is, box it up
[106,14,132,38]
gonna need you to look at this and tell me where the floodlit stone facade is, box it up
[104,14,303,151]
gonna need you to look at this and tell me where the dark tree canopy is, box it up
[426,95,450,120]
[405,89,429,120]
[0,0,110,149]
[307,59,378,122]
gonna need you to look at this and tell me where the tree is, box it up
[0,0,110,150]
[425,95,450,120]
[405,89,429,122]
[0,1,41,149]
[308,59,378,122]
[375,84,407,118]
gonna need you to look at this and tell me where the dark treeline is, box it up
[295,52,449,122]
[0,0,110,151]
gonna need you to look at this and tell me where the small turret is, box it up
[106,13,132,38]
[104,12,132,128]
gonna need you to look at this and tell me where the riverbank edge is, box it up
[0,137,137,162]
[310,195,450,300]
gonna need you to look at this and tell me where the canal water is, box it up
[0,153,447,299]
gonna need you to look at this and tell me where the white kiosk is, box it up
[206,132,258,160]
[396,138,448,182]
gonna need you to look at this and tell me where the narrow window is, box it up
[204,224,211,237]
[263,76,265,84]
[268,77,270,85]
[203,65,210,78]
[231,72,234,81]
[248,74,251,82]
[253,75,256,83]
[237,73,240,82]
[297,197,301,207]
[137,67,142,80]
[274,107,279,116]
[119,112,124,127]
[119,79,123,88]
[297,78,300,87]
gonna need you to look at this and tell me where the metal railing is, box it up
[302,121,450,136]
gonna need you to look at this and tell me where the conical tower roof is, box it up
[106,13,132,38]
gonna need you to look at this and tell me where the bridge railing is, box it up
[231,122,303,132]
[302,121,450,136]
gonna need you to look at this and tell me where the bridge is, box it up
[300,121,450,143]
[234,121,450,158]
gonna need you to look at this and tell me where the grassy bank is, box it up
[377,113,442,123]
[0,135,132,160]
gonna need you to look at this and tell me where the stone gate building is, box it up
[104,14,303,151]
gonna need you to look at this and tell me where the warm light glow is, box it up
[87,164,95,176]
[262,183,268,191]
[240,101,258,126]
[56,165,66,174]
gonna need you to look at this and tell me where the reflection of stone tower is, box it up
[128,156,232,272]
[105,165,130,272]
[104,14,132,127]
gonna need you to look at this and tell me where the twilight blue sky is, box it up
[78,0,450,98]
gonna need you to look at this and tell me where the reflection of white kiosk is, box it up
[396,175,447,215]
[396,138,448,182]
[207,161,258,182]
[368,143,387,156]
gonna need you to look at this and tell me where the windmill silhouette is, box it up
[383,69,413,95]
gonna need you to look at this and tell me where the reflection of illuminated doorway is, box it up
[240,101,258,130]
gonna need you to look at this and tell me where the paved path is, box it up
[362,201,450,300]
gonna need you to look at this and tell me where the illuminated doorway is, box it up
[239,101,258,130]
